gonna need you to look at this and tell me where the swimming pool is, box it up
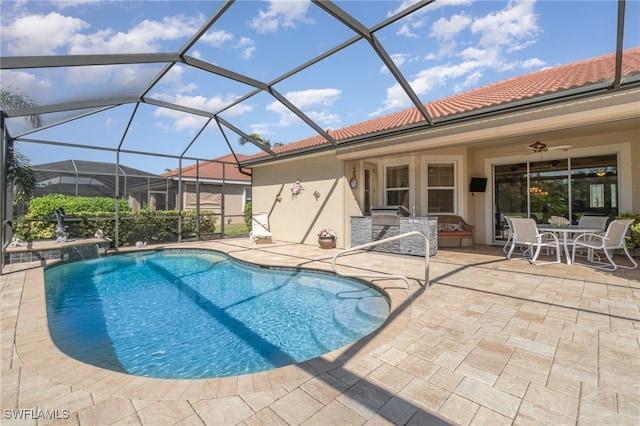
[44,249,389,379]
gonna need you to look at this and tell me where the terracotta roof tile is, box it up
[244,47,640,162]
[163,153,251,181]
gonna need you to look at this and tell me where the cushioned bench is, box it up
[436,215,475,249]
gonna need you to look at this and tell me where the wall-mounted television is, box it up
[469,177,487,193]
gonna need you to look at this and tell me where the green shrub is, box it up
[617,212,640,251]
[244,202,252,229]
[26,194,129,218]
[12,194,217,246]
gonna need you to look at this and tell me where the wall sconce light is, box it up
[595,170,607,177]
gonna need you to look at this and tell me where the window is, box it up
[427,163,455,213]
[385,165,409,208]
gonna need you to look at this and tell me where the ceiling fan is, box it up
[527,140,572,153]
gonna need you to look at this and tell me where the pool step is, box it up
[334,298,385,336]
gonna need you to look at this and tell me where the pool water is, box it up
[44,249,389,379]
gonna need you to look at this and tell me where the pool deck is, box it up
[1,238,639,425]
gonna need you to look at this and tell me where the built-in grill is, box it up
[371,205,411,226]
[371,206,399,226]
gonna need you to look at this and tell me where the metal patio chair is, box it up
[507,218,561,265]
[571,219,638,271]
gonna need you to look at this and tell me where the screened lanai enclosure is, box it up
[1,0,638,264]
[30,160,171,208]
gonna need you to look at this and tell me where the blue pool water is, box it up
[44,249,389,379]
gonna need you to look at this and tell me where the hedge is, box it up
[12,194,217,246]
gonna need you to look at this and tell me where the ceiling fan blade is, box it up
[547,145,572,151]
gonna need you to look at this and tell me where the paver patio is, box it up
[1,239,639,425]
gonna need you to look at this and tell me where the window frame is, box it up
[421,155,463,215]
[382,157,414,210]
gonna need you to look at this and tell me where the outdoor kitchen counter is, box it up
[350,215,438,257]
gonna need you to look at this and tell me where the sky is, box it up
[1,0,638,174]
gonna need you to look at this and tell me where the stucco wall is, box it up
[179,183,249,224]
[250,120,638,249]
[250,152,350,247]
[631,138,640,214]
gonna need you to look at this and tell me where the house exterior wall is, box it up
[175,182,250,225]
[250,118,638,249]
[250,152,351,247]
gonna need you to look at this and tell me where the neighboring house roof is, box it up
[242,47,640,163]
[32,159,160,177]
[163,154,251,182]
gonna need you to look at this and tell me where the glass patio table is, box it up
[537,224,606,264]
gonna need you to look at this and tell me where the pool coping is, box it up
[15,242,414,401]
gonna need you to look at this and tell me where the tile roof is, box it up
[163,153,251,182]
[244,47,640,162]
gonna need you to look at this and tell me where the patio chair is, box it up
[502,215,525,253]
[507,218,561,265]
[572,215,609,259]
[571,219,638,271]
[250,212,274,244]
[577,215,608,230]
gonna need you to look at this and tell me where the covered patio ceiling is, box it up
[0,0,637,173]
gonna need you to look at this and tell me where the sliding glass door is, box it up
[493,154,617,242]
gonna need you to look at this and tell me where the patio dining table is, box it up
[537,224,605,264]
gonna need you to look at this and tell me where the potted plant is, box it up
[318,229,337,249]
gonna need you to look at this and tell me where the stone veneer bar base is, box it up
[351,216,438,257]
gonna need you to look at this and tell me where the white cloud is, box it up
[2,11,205,56]
[236,37,256,60]
[453,71,483,92]
[392,0,473,38]
[249,0,313,33]
[154,109,208,132]
[380,53,411,73]
[307,110,341,126]
[471,0,539,48]
[153,94,252,131]
[0,70,52,102]
[372,61,481,115]
[431,14,472,41]
[1,12,89,55]
[266,88,341,127]
[521,57,545,68]
[283,88,341,109]
[200,29,234,48]
[395,16,427,38]
[244,122,271,139]
[68,15,204,55]
[459,46,500,65]
[374,0,541,116]
[389,0,472,17]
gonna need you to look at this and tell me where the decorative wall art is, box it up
[291,180,304,199]
[349,167,358,189]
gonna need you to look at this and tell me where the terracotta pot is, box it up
[318,237,336,249]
